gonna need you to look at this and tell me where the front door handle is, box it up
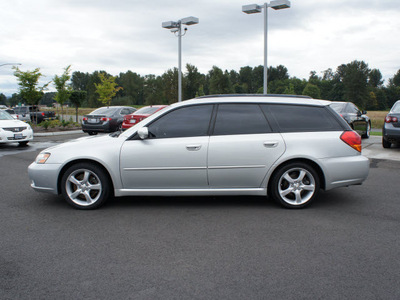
[186,145,202,151]
[263,141,279,148]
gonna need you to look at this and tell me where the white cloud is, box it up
[1,0,399,96]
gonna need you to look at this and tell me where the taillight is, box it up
[101,117,111,122]
[340,131,362,152]
[83,117,88,121]
[41,112,45,116]
[385,115,398,123]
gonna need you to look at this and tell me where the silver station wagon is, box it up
[28,95,369,209]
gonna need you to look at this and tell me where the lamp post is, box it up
[162,16,199,102]
[242,0,290,94]
[0,63,21,68]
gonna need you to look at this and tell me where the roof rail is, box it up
[196,94,313,99]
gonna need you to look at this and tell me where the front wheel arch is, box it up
[57,159,114,196]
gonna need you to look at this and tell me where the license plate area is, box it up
[14,133,23,140]
[130,119,136,124]
[88,118,98,124]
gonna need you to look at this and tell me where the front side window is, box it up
[148,105,213,139]
[213,104,271,135]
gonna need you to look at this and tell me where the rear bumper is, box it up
[82,122,113,133]
[383,124,400,143]
[320,155,370,190]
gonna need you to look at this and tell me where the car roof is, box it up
[170,94,331,108]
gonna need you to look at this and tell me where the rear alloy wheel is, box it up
[382,137,391,149]
[270,162,320,208]
[61,163,111,209]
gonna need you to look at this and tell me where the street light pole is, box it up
[243,0,291,94]
[162,17,199,102]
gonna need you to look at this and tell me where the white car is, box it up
[0,110,33,146]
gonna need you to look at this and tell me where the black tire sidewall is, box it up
[61,163,110,210]
[269,162,320,209]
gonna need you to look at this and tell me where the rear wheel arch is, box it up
[268,158,326,192]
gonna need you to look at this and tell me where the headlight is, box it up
[35,153,51,164]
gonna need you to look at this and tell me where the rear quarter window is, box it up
[262,104,344,133]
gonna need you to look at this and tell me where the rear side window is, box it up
[213,104,272,135]
[262,104,343,132]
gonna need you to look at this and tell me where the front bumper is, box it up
[28,162,62,195]
[0,129,33,144]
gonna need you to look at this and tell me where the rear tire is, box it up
[61,163,111,209]
[88,131,98,136]
[269,162,320,209]
[382,138,391,149]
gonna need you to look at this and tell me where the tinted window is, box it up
[90,107,118,115]
[213,104,271,135]
[135,106,161,115]
[330,102,345,113]
[263,104,342,132]
[148,105,213,139]
[120,108,131,115]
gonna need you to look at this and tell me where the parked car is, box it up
[81,106,136,135]
[13,105,56,123]
[1,109,17,119]
[12,106,31,122]
[122,105,167,130]
[0,110,33,146]
[28,95,369,210]
[382,100,400,148]
[329,101,371,138]
[0,105,9,110]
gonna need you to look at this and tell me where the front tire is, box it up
[61,163,111,209]
[269,162,320,209]
[362,122,371,139]
[18,141,29,146]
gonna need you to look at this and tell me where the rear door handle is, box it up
[186,145,202,151]
[263,141,279,148]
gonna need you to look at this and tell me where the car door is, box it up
[347,103,366,133]
[119,104,213,189]
[207,104,285,188]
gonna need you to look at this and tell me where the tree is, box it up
[13,67,50,122]
[369,69,383,88]
[69,91,87,122]
[302,83,321,98]
[95,73,122,106]
[336,60,370,108]
[208,66,233,94]
[184,64,204,100]
[0,93,7,106]
[53,65,72,121]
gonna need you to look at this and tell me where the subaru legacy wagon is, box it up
[28,95,369,209]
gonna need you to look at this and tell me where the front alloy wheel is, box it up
[61,163,110,209]
[270,163,320,208]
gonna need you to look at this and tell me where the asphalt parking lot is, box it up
[1,133,400,299]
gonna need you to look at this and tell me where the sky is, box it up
[0,0,399,96]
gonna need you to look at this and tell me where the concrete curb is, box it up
[34,130,84,137]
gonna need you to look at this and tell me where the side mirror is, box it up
[137,127,149,140]
[362,110,367,115]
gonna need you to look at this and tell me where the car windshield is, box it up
[5,109,15,114]
[330,102,345,113]
[133,106,161,115]
[391,102,400,113]
[0,110,14,120]
[89,107,118,116]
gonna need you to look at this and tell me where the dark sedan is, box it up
[382,100,400,148]
[330,101,371,138]
[82,106,136,135]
